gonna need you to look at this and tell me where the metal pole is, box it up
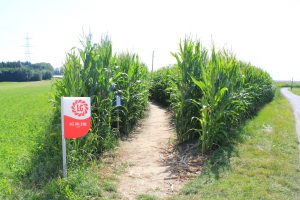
[61,97,67,178]
[117,110,119,130]
[291,77,293,90]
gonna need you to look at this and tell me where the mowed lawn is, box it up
[289,87,300,96]
[0,80,52,193]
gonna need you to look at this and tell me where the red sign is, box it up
[61,97,91,139]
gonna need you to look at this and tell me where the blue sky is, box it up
[0,0,299,80]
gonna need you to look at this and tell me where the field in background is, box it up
[0,81,53,197]
[274,80,300,88]
[289,87,300,96]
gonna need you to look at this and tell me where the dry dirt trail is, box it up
[115,102,183,199]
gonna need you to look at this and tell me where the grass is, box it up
[0,81,119,199]
[289,88,300,96]
[137,194,159,200]
[1,81,300,199]
[169,88,300,199]
[273,80,300,88]
[0,81,53,197]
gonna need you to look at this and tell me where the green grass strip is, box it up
[170,88,300,199]
[289,88,300,96]
[0,81,53,197]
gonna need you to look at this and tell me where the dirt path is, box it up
[101,89,300,199]
[281,88,300,156]
[115,102,184,199]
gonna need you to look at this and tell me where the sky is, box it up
[0,0,299,81]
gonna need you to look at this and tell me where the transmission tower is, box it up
[22,33,32,62]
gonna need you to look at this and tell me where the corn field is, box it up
[51,35,274,160]
[149,65,175,107]
[51,34,149,159]
[150,38,275,153]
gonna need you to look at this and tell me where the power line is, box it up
[22,33,32,62]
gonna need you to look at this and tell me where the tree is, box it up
[0,61,55,82]
[42,70,53,80]
[31,72,42,81]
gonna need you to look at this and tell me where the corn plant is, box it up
[114,52,149,135]
[192,44,274,152]
[241,64,275,117]
[149,65,175,106]
[168,38,275,153]
[190,46,245,152]
[170,38,208,142]
[51,33,149,164]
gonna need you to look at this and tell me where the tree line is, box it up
[0,61,54,82]
[54,67,63,75]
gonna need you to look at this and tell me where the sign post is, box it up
[61,97,91,178]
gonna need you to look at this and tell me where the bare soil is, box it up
[104,102,207,200]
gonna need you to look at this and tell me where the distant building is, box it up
[53,75,63,79]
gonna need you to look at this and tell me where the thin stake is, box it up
[61,97,67,178]
[152,51,154,73]
[117,110,119,130]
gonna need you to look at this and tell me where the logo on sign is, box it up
[71,99,88,117]
[62,97,91,139]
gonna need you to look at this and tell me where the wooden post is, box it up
[152,51,154,73]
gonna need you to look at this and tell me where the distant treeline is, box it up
[54,67,63,75]
[0,61,54,82]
